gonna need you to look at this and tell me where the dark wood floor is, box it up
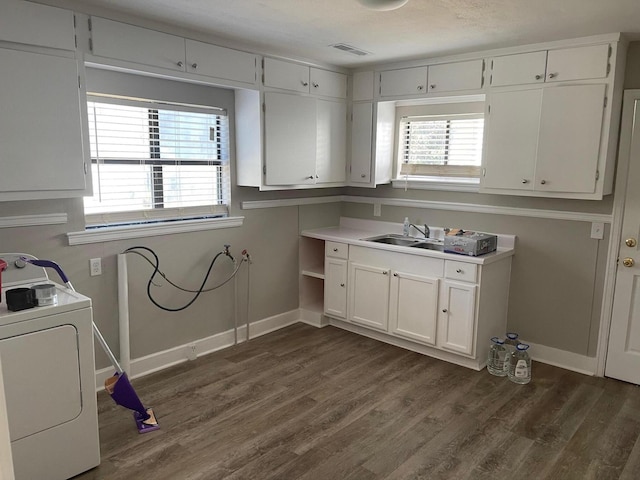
[74,324,640,480]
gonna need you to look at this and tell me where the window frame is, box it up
[84,93,231,227]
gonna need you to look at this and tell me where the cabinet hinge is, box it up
[488,104,491,114]
[604,96,608,108]
[263,165,266,175]
[84,163,88,175]
[608,44,612,58]
[74,35,78,49]
[595,169,600,181]
[482,167,486,177]
[78,76,81,88]
[481,59,485,88]
[262,102,265,113]
[89,38,93,52]
[489,74,493,86]
[379,73,382,95]
[73,14,77,29]
[88,17,92,31]
[607,63,611,76]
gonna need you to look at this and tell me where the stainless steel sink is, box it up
[363,234,444,251]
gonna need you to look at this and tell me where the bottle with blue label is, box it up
[503,332,520,373]
[508,343,531,384]
[487,337,507,376]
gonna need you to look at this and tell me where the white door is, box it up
[389,271,439,345]
[350,102,373,184]
[348,262,390,331]
[427,59,484,93]
[316,99,346,184]
[379,66,428,97]
[324,257,347,319]
[605,93,640,384]
[438,280,477,355]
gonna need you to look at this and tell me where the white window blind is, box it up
[399,113,484,177]
[85,95,230,226]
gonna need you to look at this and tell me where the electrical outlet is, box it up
[590,222,605,240]
[373,203,381,217]
[89,257,102,276]
[187,343,197,361]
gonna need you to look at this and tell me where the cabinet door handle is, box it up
[456,269,463,274]
[340,283,345,287]
[540,179,547,185]
[417,85,424,91]
[548,73,557,79]
[535,74,543,80]
[312,82,319,88]
[361,174,367,178]
[333,248,338,252]
[393,273,398,277]
[383,271,388,275]
[521,179,529,184]
[191,63,198,69]
[442,308,448,313]
[177,61,184,68]
[302,81,309,87]
[306,175,314,179]
[430,84,436,89]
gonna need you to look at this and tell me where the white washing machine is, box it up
[0,253,100,480]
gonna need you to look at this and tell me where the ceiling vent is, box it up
[330,43,370,56]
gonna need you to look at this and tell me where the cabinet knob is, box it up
[306,175,314,179]
[191,63,198,69]
[442,308,448,313]
[626,238,637,248]
[456,269,463,274]
[302,81,309,87]
[340,283,345,287]
[521,179,529,184]
[430,84,436,89]
[393,273,398,277]
[540,179,547,185]
[312,82,319,88]
[417,85,424,91]
[535,74,543,80]
[361,174,367,178]
[333,248,338,252]
[177,61,184,68]
[548,73,557,79]
[383,271,388,275]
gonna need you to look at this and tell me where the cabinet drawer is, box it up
[445,261,478,283]
[325,241,348,259]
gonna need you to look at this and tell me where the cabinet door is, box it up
[481,88,541,190]
[350,102,373,184]
[185,40,257,84]
[263,57,310,93]
[438,280,477,355]
[490,51,547,87]
[379,67,428,97]
[0,48,86,194]
[428,60,484,93]
[353,71,375,101]
[546,44,610,82]
[348,262,390,331]
[535,84,605,193]
[310,68,347,99]
[90,17,186,72]
[389,272,438,346]
[325,258,348,319]
[0,0,75,50]
[264,92,317,185]
[316,100,347,183]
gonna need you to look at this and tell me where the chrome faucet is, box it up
[409,223,430,239]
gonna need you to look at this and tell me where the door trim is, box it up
[596,89,640,376]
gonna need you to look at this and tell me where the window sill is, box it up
[67,216,244,245]
[391,177,480,193]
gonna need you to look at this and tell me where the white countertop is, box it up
[302,218,516,265]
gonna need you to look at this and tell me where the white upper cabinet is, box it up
[545,44,610,82]
[90,17,186,72]
[353,71,375,101]
[263,92,317,185]
[427,59,484,93]
[89,18,258,85]
[185,39,257,84]
[350,103,374,184]
[263,57,310,93]
[490,51,548,87]
[316,100,347,183]
[263,58,347,98]
[0,0,75,50]
[310,68,347,98]
[379,66,428,97]
[490,43,611,87]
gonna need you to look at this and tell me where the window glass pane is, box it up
[158,110,225,162]
[88,103,152,159]
[162,165,222,208]
[85,164,153,213]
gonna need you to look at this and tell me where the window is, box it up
[395,101,485,187]
[85,95,230,226]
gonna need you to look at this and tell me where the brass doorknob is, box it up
[626,238,637,248]
[623,258,635,267]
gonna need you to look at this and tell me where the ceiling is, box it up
[48,0,640,68]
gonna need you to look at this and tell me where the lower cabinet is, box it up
[437,280,477,355]
[348,262,390,331]
[324,257,348,319]
[389,271,439,346]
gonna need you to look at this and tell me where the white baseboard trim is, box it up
[95,309,300,391]
[298,308,330,328]
[527,342,597,376]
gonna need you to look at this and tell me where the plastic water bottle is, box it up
[508,343,531,384]
[403,217,410,236]
[487,337,507,376]
[503,332,520,373]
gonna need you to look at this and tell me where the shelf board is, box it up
[301,265,325,280]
